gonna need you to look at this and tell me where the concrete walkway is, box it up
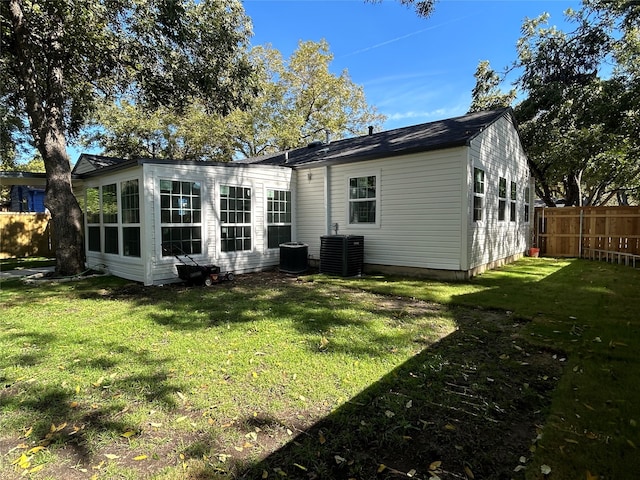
[0,266,55,279]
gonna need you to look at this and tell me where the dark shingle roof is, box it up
[239,108,512,168]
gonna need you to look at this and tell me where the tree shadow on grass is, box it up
[236,307,564,480]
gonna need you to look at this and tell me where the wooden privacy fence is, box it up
[0,212,54,259]
[534,206,640,265]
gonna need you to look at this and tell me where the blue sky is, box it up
[66,0,580,161]
[242,0,581,130]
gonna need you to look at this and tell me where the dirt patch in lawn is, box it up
[235,306,564,479]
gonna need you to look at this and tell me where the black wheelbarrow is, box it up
[162,244,234,286]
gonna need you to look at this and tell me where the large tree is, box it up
[231,40,386,158]
[470,2,640,206]
[1,0,255,275]
[84,40,386,161]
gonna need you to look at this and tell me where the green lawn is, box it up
[317,258,640,479]
[1,258,638,480]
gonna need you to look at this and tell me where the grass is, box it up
[0,258,638,479]
[315,258,640,479]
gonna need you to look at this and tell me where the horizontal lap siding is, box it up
[467,116,531,269]
[325,149,465,270]
[295,167,327,260]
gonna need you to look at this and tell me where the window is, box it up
[85,180,141,257]
[349,175,376,224]
[510,181,517,222]
[86,187,101,252]
[524,186,531,223]
[102,184,118,254]
[121,180,141,257]
[267,189,291,249]
[102,184,118,223]
[473,168,485,222]
[220,185,252,252]
[498,177,507,221]
[161,180,202,255]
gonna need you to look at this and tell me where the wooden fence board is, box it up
[0,212,54,259]
[534,206,640,258]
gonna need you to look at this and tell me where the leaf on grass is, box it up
[13,453,31,469]
[27,446,46,454]
[514,465,526,472]
[334,455,346,464]
[377,464,387,473]
[406,400,413,409]
[29,464,45,474]
[23,427,33,438]
[429,461,442,471]
[104,454,119,460]
[177,391,186,401]
[586,471,599,480]
[407,468,416,477]
[319,336,329,349]
[176,416,188,423]
[627,439,637,449]
[318,432,326,444]
[133,455,147,461]
[385,410,395,418]
[541,464,552,475]
[70,401,79,408]
[262,470,269,479]
[565,438,579,444]
[293,463,307,471]
[444,423,456,431]
[150,422,162,428]
[121,430,136,438]
[464,464,475,479]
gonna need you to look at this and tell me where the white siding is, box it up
[295,167,327,260]
[298,148,467,271]
[466,114,530,270]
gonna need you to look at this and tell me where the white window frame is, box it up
[219,184,253,254]
[159,179,204,258]
[473,167,485,223]
[266,188,292,249]
[346,171,380,228]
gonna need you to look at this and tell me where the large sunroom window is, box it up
[220,185,252,252]
[84,180,141,257]
[160,180,202,256]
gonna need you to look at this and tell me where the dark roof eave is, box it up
[288,139,469,169]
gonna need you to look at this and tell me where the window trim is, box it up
[159,179,204,258]
[219,183,253,254]
[84,178,142,258]
[498,177,507,222]
[346,171,380,228]
[473,167,485,223]
[266,188,292,249]
[510,181,517,222]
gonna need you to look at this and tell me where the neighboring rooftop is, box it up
[239,108,512,168]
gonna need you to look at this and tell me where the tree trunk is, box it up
[41,134,85,277]
[8,0,85,276]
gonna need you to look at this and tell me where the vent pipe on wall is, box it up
[368,126,374,136]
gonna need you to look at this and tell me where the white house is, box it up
[70,108,532,285]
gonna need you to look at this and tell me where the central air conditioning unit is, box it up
[319,235,364,277]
